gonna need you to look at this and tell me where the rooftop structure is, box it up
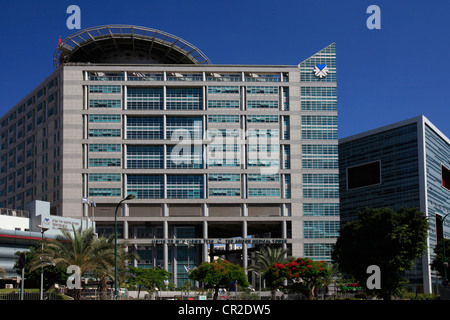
[53,25,211,68]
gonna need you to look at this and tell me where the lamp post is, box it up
[255,271,261,300]
[114,194,135,300]
[37,224,49,300]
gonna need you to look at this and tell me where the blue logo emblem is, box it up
[314,64,329,78]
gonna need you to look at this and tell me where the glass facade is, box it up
[299,43,339,262]
[339,122,420,224]
[424,125,450,261]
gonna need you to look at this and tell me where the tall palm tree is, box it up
[248,246,293,300]
[90,233,139,300]
[29,226,137,300]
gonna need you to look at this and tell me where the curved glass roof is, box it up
[53,25,211,68]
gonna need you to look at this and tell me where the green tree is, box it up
[430,238,450,281]
[248,246,292,299]
[28,226,137,300]
[188,259,249,300]
[125,266,172,298]
[15,246,68,290]
[332,207,428,299]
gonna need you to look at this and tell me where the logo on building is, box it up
[313,64,328,78]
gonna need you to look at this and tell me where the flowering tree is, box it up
[264,258,330,299]
[188,259,249,300]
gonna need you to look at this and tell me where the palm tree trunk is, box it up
[99,276,108,300]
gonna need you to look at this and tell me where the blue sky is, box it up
[0,0,449,139]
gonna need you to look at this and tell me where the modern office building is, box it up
[0,25,339,286]
[339,115,450,294]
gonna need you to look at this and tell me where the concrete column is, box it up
[163,220,169,271]
[203,221,208,262]
[123,220,129,239]
[242,220,248,272]
[281,220,287,252]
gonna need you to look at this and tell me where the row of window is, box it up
[87,72,289,83]
[86,115,333,134]
[87,114,287,126]
[89,85,289,95]
[89,98,287,111]
[87,155,289,169]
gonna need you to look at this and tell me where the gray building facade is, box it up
[0,25,339,286]
[339,115,450,294]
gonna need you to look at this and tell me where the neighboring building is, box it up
[0,200,93,279]
[0,25,339,286]
[339,115,450,294]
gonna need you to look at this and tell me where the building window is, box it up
[88,129,121,137]
[127,175,164,199]
[89,100,121,108]
[127,145,163,169]
[207,100,239,109]
[248,188,280,197]
[127,117,163,140]
[303,203,339,216]
[208,115,239,123]
[207,86,239,94]
[89,85,121,93]
[89,173,121,182]
[442,165,450,191]
[89,144,121,152]
[347,161,381,190]
[246,86,279,94]
[166,117,202,139]
[304,243,334,261]
[247,100,278,109]
[89,188,121,197]
[248,115,279,123]
[88,158,121,167]
[166,87,203,110]
[209,188,241,197]
[88,72,124,81]
[248,174,279,182]
[303,221,339,239]
[127,87,163,110]
[89,114,121,123]
[166,145,202,169]
[208,174,240,181]
[166,175,203,199]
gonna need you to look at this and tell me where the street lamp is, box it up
[114,194,135,300]
[37,224,49,300]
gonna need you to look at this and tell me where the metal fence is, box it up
[0,292,63,300]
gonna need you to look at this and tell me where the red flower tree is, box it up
[264,258,330,299]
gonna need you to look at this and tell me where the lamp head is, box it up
[125,194,135,200]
